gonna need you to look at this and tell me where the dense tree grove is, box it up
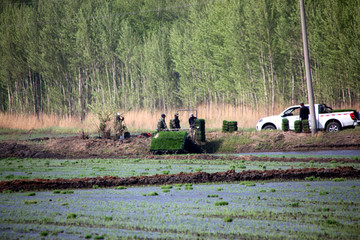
[1,0,359,119]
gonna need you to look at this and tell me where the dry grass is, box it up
[1,103,359,132]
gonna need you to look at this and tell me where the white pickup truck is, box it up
[256,104,358,132]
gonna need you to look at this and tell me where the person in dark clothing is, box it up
[170,113,181,130]
[157,114,168,132]
[299,103,310,120]
[189,113,197,129]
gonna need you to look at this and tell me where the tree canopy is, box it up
[1,0,359,118]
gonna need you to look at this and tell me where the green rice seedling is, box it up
[332,178,345,182]
[319,191,329,195]
[162,189,170,193]
[141,172,149,175]
[184,183,192,187]
[3,190,13,193]
[60,203,69,206]
[289,202,300,207]
[25,192,36,196]
[104,216,113,221]
[160,185,173,189]
[115,186,127,190]
[270,189,276,192]
[259,189,266,193]
[40,231,49,237]
[144,168,149,171]
[304,183,311,186]
[246,183,256,187]
[257,196,260,199]
[94,235,105,240]
[325,219,339,225]
[229,165,236,170]
[237,164,246,169]
[5,174,14,179]
[61,190,74,194]
[195,168,203,172]
[25,200,37,204]
[175,184,183,187]
[142,193,147,196]
[93,185,100,189]
[161,170,170,175]
[224,217,233,222]
[53,190,61,194]
[207,194,219,198]
[147,192,159,196]
[85,234,92,239]
[305,176,321,181]
[215,201,229,206]
[184,186,193,190]
[217,188,223,191]
[66,213,77,219]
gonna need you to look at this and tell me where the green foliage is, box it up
[0,0,359,116]
[149,131,187,151]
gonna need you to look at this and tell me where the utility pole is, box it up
[300,0,317,135]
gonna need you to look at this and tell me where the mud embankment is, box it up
[1,166,358,192]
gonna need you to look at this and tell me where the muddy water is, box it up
[238,150,360,157]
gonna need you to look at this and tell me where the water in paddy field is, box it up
[237,150,360,158]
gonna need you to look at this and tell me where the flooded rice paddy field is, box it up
[0,156,359,239]
[0,180,359,239]
[1,157,359,181]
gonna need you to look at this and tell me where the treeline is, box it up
[1,0,359,119]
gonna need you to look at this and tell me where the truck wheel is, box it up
[326,121,340,132]
[263,124,276,130]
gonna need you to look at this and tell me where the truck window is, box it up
[283,107,300,116]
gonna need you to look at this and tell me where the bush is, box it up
[294,120,301,133]
[282,118,289,131]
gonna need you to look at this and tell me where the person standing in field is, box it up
[157,113,168,132]
[170,113,181,130]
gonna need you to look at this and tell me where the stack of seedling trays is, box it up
[150,131,187,154]
[195,119,206,142]
[282,118,289,131]
[302,120,310,133]
[222,120,229,132]
[222,120,238,132]
[294,120,301,133]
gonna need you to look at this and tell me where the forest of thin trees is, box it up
[1,0,359,120]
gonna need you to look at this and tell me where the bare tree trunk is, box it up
[78,65,84,122]
[259,50,269,116]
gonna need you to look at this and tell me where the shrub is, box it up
[282,118,289,131]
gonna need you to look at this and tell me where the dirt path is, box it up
[1,129,360,159]
[1,166,358,192]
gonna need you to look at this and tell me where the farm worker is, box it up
[188,113,197,129]
[299,103,309,121]
[157,113,168,132]
[170,113,181,130]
